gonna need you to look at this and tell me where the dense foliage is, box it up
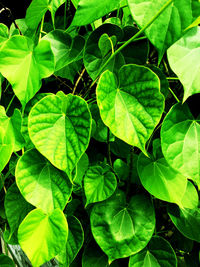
[0,0,200,266]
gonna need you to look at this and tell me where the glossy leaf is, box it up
[56,216,84,266]
[168,204,200,242]
[84,165,117,206]
[129,236,177,267]
[90,191,155,262]
[28,93,92,177]
[4,183,33,235]
[128,0,194,61]
[181,181,198,209]
[167,27,200,102]
[16,149,72,213]
[10,109,25,151]
[43,30,85,71]
[0,254,15,267]
[73,153,89,186]
[137,153,187,206]
[96,64,164,154]
[161,103,200,185]
[71,0,120,26]
[0,36,54,107]
[0,23,9,50]
[18,208,68,267]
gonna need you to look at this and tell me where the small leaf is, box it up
[28,93,92,177]
[0,36,54,107]
[129,236,177,267]
[84,165,117,206]
[16,149,72,213]
[90,191,155,262]
[96,64,164,154]
[18,208,68,267]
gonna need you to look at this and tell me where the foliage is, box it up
[0,0,200,266]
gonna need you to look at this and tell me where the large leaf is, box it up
[71,0,120,26]
[129,236,177,267]
[18,208,68,267]
[96,64,164,154]
[128,0,194,61]
[84,165,117,206]
[161,103,200,186]
[167,27,200,102]
[10,109,25,151]
[0,255,15,267]
[0,36,54,107]
[90,191,155,262]
[43,30,85,71]
[26,0,65,29]
[180,181,199,210]
[168,204,200,242]
[4,183,33,235]
[137,153,187,206]
[28,93,92,177]
[56,216,84,266]
[16,149,72,213]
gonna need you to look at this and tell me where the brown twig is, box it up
[72,68,86,95]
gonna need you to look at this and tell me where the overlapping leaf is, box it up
[90,191,155,262]
[167,27,200,102]
[18,208,68,267]
[28,93,92,177]
[96,64,164,154]
[0,36,54,107]
[16,149,72,213]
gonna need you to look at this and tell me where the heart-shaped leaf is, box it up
[137,153,187,206]
[128,0,194,61]
[90,190,155,262]
[18,208,68,267]
[28,93,92,177]
[129,236,177,267]
[0,36,54,107]
[161,103,200,186]
[167,27,200,102]
[96,64,164,154]
[16,149,72,213]
[84,165,117,206]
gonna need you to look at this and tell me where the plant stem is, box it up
[5,94,15,113]
[93,0,173,81]
[0,174,7,194]
[64,0,67,29]
[39,15,45,41]
[118,36,147,44]
[168,87,180,102]
[73,68,86,94]
[126,146,134,198]
[107,128,113,168]
[167,77,179,80]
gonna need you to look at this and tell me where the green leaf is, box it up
[90,191,155,262]
[10,109,25,151]
[161,103,200,186]
[168,204,200,242]
[43,30,85,71]
[28,93,92,177]
[16,149,72,213]
[129,236,177,267]
[96,64,164,154]
[18,208,68,267]
[84,165,117,206]
[73,153,89,186]
[0,254,15,267]
[0,36,54,107]
[167,27,200,102]
[56,216,84,266]
[137,153,187,206]
[181,181,198,209]
[71,0,120,26]
[55,60,82,83]
[128,0,194,61]
[113,159,129,181]
[0,23,9,50]
[4,183,33,235]
[0,106,15,173]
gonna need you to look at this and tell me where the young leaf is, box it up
[167,27,200,102]
[90,191,155,262]
[4,183,34,235]
[56,216,84,266]
[28,93,92,177]
[15,149,72,213]
[129,236,177,267]
[161,103,200,186]
[71,0,121,26]
[0,36,54,107]
[137,154,187,206]
[168,204,200,242]
[128,0,193,61]
[84,165,117,206]
[96,64,164,155]
[18,208,68,267]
